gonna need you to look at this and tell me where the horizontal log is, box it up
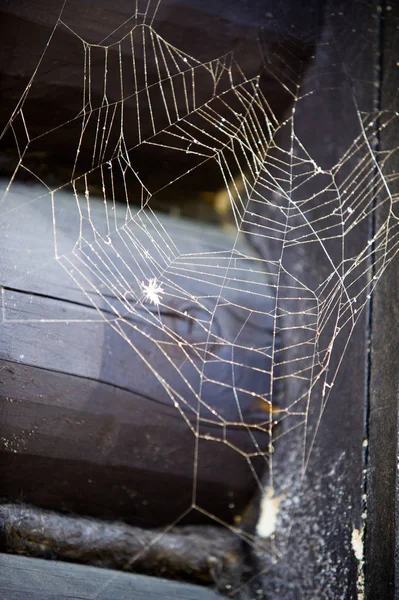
[0,552,225,600]
[0,503,243,590]
[0,0,316,218]
[0,182,275,526]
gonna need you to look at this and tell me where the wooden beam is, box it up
[0,553,225,600]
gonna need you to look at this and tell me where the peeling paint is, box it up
[351,526,364,599]
[256,486,284,538]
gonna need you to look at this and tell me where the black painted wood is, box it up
[1,1,397,598]
[0,181,275,527]
[0,0,316,220]
[0,553,225,600]
[365,4,399,599]
[244,2,380,598]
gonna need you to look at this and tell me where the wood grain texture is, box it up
[365,4,399,598]
[0,182,275,527]
[0,553,225,600]
[0,0,311,220]
[1,1,395,598]
[0,504,243,590]
[244,2,379,597]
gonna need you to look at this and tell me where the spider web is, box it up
[1,0,399,597]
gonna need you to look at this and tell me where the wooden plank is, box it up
[365,4,399,598]
[0,553,225,600]
[244,2,379,597]
[0,0,298,220]
[0,184,275,527]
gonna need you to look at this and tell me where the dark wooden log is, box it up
[0,552,226,600]
[0,503,243,590]
[0,0,320,219]
[0,180,275,527]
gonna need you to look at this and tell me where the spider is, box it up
[140,277,164,306]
